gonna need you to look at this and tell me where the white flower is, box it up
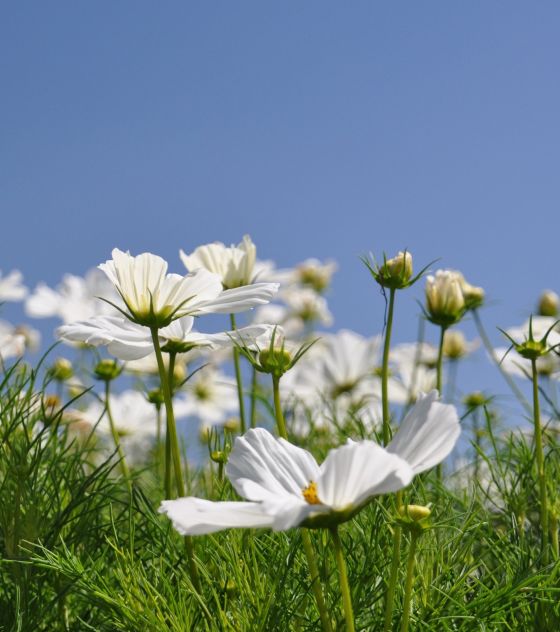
[0,270,27,302]
[425,270,466,325]
[99,248,223,327]
[57,314,275,361]
[26,269,117,324]
[180,235,257,289]
[159,391,460,534]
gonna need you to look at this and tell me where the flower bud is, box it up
[147,388,164,406]
[463,391,488,408]
[457,274,485,310]
[210,450,227,464]
[398,504,432,522]
[442,330,467,360]
[538,290,559,317]
[49,357,73,382]
[425,271,466,326]
[375,251,414,290]
[94,359,122,382]
[223,417,240,433]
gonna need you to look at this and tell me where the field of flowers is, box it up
[1,239,559,631]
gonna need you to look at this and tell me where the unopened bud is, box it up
[49,358,73,382]
[538,290,559,317]
[443,330,467,360]
[398,504,432,522]
[425,271,466,326]
[463,391,487,408]
[147,388,164,406]
[223,417,240,433]
[210,450,227,464]
[376,251,413,290]
[94,359,122,382]
[457,274,485,310]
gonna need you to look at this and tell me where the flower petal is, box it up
[193,283,279,315]
[387,390,461,474]
[225,428,320,502]
[317,441,413,510]
[159,498,273,535]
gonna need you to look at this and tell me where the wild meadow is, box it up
[1,240,559,631]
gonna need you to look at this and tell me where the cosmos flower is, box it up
[160,391,460,534]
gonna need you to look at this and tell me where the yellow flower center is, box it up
[302,481,321,505]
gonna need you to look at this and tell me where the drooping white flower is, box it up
[160,391,460,534]
[57,314,275,361]
[0,270,27,302]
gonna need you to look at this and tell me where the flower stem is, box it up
[330,526,355,632]
[272,374,332,632]
[151,330,184,497]
[384,491,403,632]
[104,379,132,493]
[435,326,447,482]
[250,365,258,428]
[381,288,396,446]
[272,375,288,439]
[230,313,246,433]
[472,309,532,415]
[400,531,419,632]
[531,358,549,564]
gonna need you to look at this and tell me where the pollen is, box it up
[302,481,321,505]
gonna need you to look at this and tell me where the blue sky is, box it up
[1,2,559,411]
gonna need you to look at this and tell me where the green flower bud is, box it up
[463,391,488,408]
[398,504,432,522]
[374,251,414,290]
[94,359,122,382]
[425,271,466,326]
[538,290,559,317]
[442,330,467,360]
[258,348,293,378]
[147,388,164,406]
[48,358,74,382]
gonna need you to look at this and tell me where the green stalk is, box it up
[384,491,403,632]
[272,373,332,632]
[400,531,419,632]
[473,309,532,415]
[531,358,549,564]
[104,380,132,493]
[150,329,201,592]
[381,288,396,446]
[250,365,258,428]
[230,313,246,433]
[150,329,184,497]
[330,526,355,632]
[166,351,177,499]
[435,326,446,482]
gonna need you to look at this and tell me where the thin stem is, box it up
[435,326,446,482]
[250,365,258,428]
[330,526,355,632]
[230,313,246,433]
[151,330,184,497]
[104,380,132,492]
[272,374,332,632]
[400,531,419,632]
[531,358,549,564]
[272,375,288,439]
[384,490,403,632]
[166,351,178,499]
[472,309,532,415]
[381,288,396,446]
[150,329,201,593]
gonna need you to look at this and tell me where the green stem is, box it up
[400,531,419,632]
[384,490,403,632]
[150,329,184,497]
[104,380,132,492]
[531,358,549,564]
[230,313,246,433]
[250,365,258,428]
[473,309,532,415]
[272,374,332,632]
[330,526,355,632]
[435,326,446,482]
[381,288,396,446]
[272,375,288,439]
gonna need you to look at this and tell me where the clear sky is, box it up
[1,2,559,409]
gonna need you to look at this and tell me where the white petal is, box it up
[194,283,280,314]
[159,498,273,535]
[225,428,320,502]
[387,390,461,474]
[317,441,413,510]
